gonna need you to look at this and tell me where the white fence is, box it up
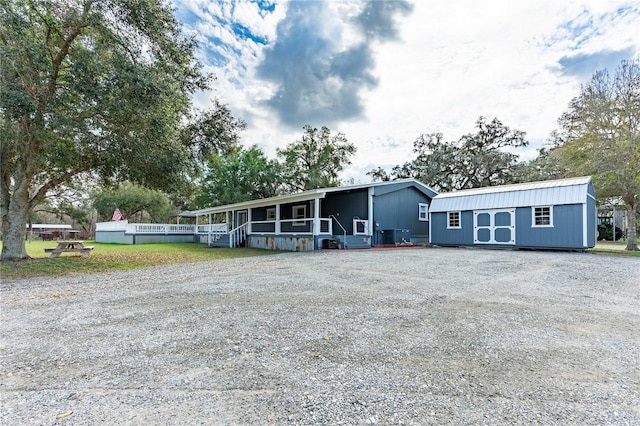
[96,221,195,234]
[97,218,336,237]
[197,223,228,234]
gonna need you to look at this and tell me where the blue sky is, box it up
[173,0,640,183]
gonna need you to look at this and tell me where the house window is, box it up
[292,205,306,226]
[448,211,461,229]
[266,208,276,221]
[532,206,553,227]
[419,203,429,221]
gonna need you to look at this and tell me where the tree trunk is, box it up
[625,201,639,251]
[1,184,31,261]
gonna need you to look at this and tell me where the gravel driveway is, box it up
[1,247,639,425]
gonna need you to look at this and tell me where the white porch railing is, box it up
[197,223,228,234]
[129,224,195,234]
[229,222,248,247]
[353,219,369,236]
[96,220,129,231]
[96,221,195,234]
[319,218,332,234]
[248,218,333,235]
[97,216,337,243]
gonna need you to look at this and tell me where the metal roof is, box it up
[429,177,592,212]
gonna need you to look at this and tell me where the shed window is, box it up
[447,211,461,229]
[532,206,553,227]
[419,203,429,221]
[266,208,276,221]
[292,205,306,226]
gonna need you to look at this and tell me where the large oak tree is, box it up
[0,0,240,260]
[371,117,527,192]
[277,125,356,192]
[195,146,283,208]
[552,60,639,250]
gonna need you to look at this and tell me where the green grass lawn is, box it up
[2,239,637,280]
[589,240,640,257]
[0,241,277,280]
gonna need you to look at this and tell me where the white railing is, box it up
[96,221,196,234]
[353,219,369,236]
[319,218,332,235]
[98,217,336,240]
[245,218,333,235]
[197,223,228,234]
[96,220,129,231]
[229,222,248,247]
[128,224,195,234]
[330,214,347,249]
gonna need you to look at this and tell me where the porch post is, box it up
[208,213,212,245]
[275,204,281,235]
[368,187,374,236]
[229,210,234,248]
[313,197,320,236]
[247,208,252,234]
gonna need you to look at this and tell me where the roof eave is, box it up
[192,190,328,216]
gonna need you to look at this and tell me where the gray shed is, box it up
[429,177,596,249]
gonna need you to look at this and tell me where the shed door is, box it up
[474,209,515,245]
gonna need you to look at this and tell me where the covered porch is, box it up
[192,188,373,251]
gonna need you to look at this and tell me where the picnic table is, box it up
[44,241,94,259]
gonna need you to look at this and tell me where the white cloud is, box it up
[177,0,640,183]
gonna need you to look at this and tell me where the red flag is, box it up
[111,208,123,221]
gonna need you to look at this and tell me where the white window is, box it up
[532,206,553,227]
[419,203,429,221]
[292,205,306,226]
[266,208,276,221]
[447,211,461,229]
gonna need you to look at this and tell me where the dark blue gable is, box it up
[321,189,368,235]
[373,186,432,241]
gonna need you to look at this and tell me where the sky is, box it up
[172,0,640,183]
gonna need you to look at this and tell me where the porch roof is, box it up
[191,189,328,216]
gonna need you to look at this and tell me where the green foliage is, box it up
[181,101,246,171]
[373,117,527,192]
[277,125,356,192]
[512,144,566,183]
[552,60,639,250]
[92,183,176,222]
[0,0,243,260]
[195,146,283,208]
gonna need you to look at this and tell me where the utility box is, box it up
[382,229,410,244]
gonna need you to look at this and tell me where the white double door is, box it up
[473,209,515,245]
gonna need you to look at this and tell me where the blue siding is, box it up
[373,187,430,239]
[96,231,195,245]
[321,189,368,235]
[516,205,583,248]
[432,204,593,249]
[587,195,596,247]
[430,211,474,246]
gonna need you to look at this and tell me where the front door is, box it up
[474,209,515,245]
[237,210,248,226]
